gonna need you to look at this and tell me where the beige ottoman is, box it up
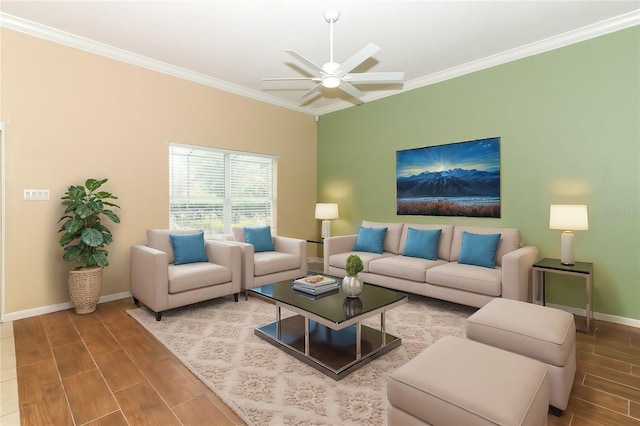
[466,298,576,416]
[387,336,549,426]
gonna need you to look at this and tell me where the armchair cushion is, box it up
[254,251,302,276]
[244,226,275,252]
[170,232,208,265]
[168,262,233,293]
[147,229,203,264]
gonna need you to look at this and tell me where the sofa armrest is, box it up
[501,246,539,302]
[323,235,357,273]
[130,245,170,311]
[274,236,307,257]
[274,236,308,273]
[205,240,242,292]
[205,240,233,268]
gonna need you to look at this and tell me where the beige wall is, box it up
[0,29,318,315]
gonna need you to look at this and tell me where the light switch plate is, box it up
[24,189,50,200]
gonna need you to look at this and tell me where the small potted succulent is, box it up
[342,254,364,298]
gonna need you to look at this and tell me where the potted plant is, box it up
[342,254,364,298]
[58,178,120,314]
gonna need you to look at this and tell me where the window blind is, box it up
[169,144,275,235]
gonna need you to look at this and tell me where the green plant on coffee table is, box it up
[58,178,121,268]
[346,254,364,276]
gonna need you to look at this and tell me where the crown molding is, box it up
[0,13,315,116]
[315,10,640,116]
[400,9,640,95]
[2,10,638,117]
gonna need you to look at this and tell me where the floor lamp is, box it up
[315,203,339,239]
[549,204,589,265]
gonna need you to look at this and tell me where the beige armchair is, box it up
[230,227,308,298]
[130,229,241,321]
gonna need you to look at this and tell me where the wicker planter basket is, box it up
[68,266,103,314]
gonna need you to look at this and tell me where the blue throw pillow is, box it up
[353,226,387,254]
[458,231,501,268]
[403,228,442,260]
[244,226,275,252]
[170,232,208,265]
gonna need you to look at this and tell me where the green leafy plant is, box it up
[58,178,121,268]
[346,254,364,276]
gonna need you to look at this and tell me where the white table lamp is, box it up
[549,204,589,265]
[315,203,339,239]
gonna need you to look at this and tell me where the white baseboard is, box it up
[1,291,132,322]
[546,302,640,329]
[2,292,639,329]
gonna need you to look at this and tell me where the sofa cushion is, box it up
[402,228,442,260]
[458,231,501,268]
[362,220,404,254]
[370,255,447,282]
[353,226,387,254]
[253,251,301,276]
[168,262,231,293]
[170,232,208,265]
[329,251,393,273]
[400,224,455,260]
[451,226,520,266]
[244,225,275,252]
[427,262,502,296]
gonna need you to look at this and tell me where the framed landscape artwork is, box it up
[396,137,501,217]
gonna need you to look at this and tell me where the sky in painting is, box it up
[396,137,500,178]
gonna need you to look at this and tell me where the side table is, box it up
[306,239,324,273]
[532,258,593,333]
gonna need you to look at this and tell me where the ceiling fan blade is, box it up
[285,49,323,73]
[338,43,380,75]
[344,72,405,84]
[338,82,365,99]
[300,83,323,100]
[262,77,321,82]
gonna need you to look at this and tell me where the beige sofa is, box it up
[324,220,538,307]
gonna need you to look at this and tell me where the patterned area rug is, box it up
[128,294,476,425]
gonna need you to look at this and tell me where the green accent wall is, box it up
[317,27,640,321]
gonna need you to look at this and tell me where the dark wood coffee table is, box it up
[249,280,408,380]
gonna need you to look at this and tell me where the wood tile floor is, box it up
[4,297,640,425]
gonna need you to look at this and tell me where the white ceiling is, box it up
[1,1,639,116]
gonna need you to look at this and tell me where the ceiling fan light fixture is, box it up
[323,8,340,23]
[322,75,341,88]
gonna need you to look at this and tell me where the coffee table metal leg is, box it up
[380,312,386,347]
[356,322,361,359]
[305,317,310,355]
[276,306,281,339]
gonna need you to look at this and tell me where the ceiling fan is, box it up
[263,8,404,102]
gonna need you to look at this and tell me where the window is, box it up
[169,143,276,236]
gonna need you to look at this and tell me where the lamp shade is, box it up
[549,205,589,230]
[315,203,339,220]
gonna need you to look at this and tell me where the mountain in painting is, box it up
[397,168,500,199]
